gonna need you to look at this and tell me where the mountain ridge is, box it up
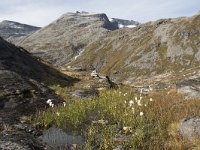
[0,20,40,40]
[14,12,121,66]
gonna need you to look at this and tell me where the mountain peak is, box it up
[0,20,40,40]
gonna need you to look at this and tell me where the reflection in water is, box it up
[39,127,84,149]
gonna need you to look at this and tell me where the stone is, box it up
[71,89,99,98]
[179,116,200,141]
[91,70,99,77]
[39,127,84,149]
[0,141,31,150]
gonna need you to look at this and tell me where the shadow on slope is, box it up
[0,37,80,125]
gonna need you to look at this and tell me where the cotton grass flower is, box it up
[150,98,153,102]
[63,102,66,107]
[46,99,55,107]
[124,93,128,96]
[46,99,52,104]
[140,112,144,116]
[56,112,60,116]
[129,100,134,106]
[137,99,142,106]
[135,96,138,102]
[49,103,54,108]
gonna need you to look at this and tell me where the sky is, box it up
[0,0,199,27]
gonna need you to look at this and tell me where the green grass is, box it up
[35,89,200,149]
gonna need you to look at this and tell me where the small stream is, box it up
[39,127,85,149]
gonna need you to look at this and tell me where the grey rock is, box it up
[98,76,117,88]
[177,73,200,98]
[40,127,84,149]
[179,116,200,140]
[0,131,44,150]
[72,89,99,98]
[0,141,31,150]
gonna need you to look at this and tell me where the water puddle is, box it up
[39,127,85,149]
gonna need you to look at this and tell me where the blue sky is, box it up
[0,0,199,27]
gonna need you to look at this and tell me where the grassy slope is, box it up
[69,14,200,85]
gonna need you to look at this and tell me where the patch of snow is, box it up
[118,24,125,28]
[126,25,136,28]
[118,24,136,28]
[74,49,84,60]
[109,18,113,22]
[12,25,23,29]
[14,32,26,35]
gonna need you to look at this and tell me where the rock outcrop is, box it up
[179,116,200,141]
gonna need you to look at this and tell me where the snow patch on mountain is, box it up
[109,18,140,28]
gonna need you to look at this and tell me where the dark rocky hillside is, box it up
[0,20,40,40]
[0,37,77,149]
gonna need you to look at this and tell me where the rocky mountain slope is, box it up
[69,13,200,85]
[0,20,40,40]
[15,12,200,97]
[15,12,119,67]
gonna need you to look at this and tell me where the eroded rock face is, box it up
[179,116,200,140]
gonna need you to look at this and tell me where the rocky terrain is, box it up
[0,37,78,149]
[0,11,200,149]
[15,12,119,67]
[0,20,40,41]
[67,13,200,97]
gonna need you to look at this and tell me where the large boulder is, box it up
[179,116,200,141]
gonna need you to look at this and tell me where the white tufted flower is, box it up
[129,100,134,106]
[46,99,52,104]
[137,100,142,106]
[139,112,144,116]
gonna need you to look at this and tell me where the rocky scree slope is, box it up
[0,37,75,149]
[69,13,200,86]
[16,12,119,67]
[0,20,40,41]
